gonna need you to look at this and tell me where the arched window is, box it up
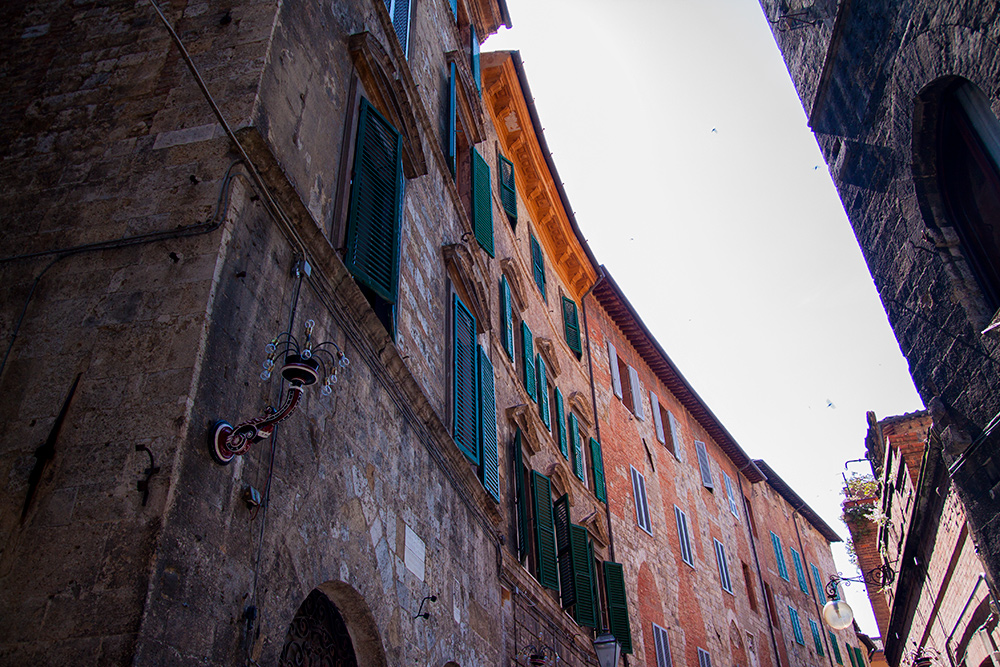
[937,80,1000,312]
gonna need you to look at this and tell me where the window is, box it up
[713,538,733,594]
[589,438,607,502]
[618,356,634,412]
[346,98,403,335]
[651,392,666,444]
[811,562,826,604]
[530,233,546,299]
[631,466,652,534]
[554,495,597,626]
[626,366,644,420]
[764,582,779,627]
[723,473,740,518]
[531,471,559,590]
[674,506,694,567]
[471,147,494,256]
[499,276,514,361]
[788,606,804,645]
[829,631,843,665]
[384,0,412,56]
[555,387,568,459]
[477,345,500,502]
[521,321,536,401]
[537,354,550,428]
[791,548,808,594]
[742,561,758,612]
[562,297,582,356]
[744,495,758,537]
[513,430,528,562]
[770,532,789,580]
[570,413,585,483]
[607,342,644,419]
[809,619,824,656]
[695,441,714,489]
[697,647,712,667]
[604,562,633,654]
[470,25,481,92]
[498,153,516,222]
[667,409,682,460]
[652,623,673,667]
[608,341,623,398]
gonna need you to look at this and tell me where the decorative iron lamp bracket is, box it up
[822,564,895,629]
[210,319,348,465]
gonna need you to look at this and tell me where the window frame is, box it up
[713,538,733,594]
[674,505,694,567]
[652,623,674,667]
[631,466,652,535]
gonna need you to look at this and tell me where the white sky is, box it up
[484,0,924,636]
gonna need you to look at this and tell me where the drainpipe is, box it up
[739,475,783,667]
[792,511,836,667]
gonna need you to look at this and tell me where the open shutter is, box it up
[470,25,481,92]
[447,63,456,176]
[478,346,499,502]
[651,392,665,443]
[695,440,713,488]
[522,321,536,401]
[667,411,683,461]
[471,147,494,256]
[499,153,516,221]
[345,98,402,304]
[500,275,514,360]
[452,295,478,463]
[855,646,865,667]
[532,472,559,590]
[608,341,623,398]
[386,0,411,56]
[562,297,581,355]
[810,619,825,656]
[570,413,584,481]
[570,525,595,626]
[513,430,527,560]
[555,387,568,458]
[554,494,575,608]
[590,438,606,502]
[537,355,550,428]
[530,234,546,299]
[604,562,633,653]
[848,644,858,667]
[627,366,644,420]
[829,631,843,664]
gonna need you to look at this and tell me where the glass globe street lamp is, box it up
[821,564,895,630]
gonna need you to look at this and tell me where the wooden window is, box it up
[695,440,714,489]
[570,413,585,482]
[608,341,623,398]
[631,467,652,534]
[562,297,582,356]
[810,619,825,656]
[788,606,805,645]
[521,321,536,401]
[477,346,499,502]
[530,233,546,300]
[470,24,481,92]
[452,295,479,463]
[742,562,758,612]
[714,539,733,594]
[537,354,550,428]
[667,410,683,460]
[618,357,634,411]
[764,582,779,627]
[791,548,809,594]
[498,153,516,222]
[532,471,559,590]
[627,366,644,420]
[724,473,740,518]
[674,506,694,567]
[811,562,825,604]
[651,392,666,444]
[499,275,514,361]
[829,631,843,665]
[470,147,494,256]
[513,430,528,561]
[697,647,712,667]
[604,562,633,653]
[770,532,789,581]
[555,387,568,459]
[652,623,673,667]
[590,438,606,502]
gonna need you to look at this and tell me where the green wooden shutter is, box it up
[345,98,402,304]
[570,524,596,626]
[471,147,494,256]
[478,346,499,502]
[447,62,456,177]
[522,321,536,401]
[500,275,514,360]
[470,25,481,92]
[792,548,808,593]
[537,355,550,428]
[590,438,606,502]
[499,153,516,221]
[530,234,546,299]
[604,561,633,653]
[770,532,789,580]
[855,646,865,666]
[513,429,527,560]
[555,387,568,458]
[554,494,575,608]
[570,413,583,481]
[810,619,824,656]
[829,631,843,665]
[587,538,600,630]
[848,643,857,667]
[452,295,478,463]
[812,563,826,603]
[562,297,581,355]
[532,472,558,590]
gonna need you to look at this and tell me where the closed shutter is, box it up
[627,366,644,420]
[470,25,480,92]
[590,438,606,502]
[499,153,516,221]
[530,234,546,299]
[812,563,826,603]
[500,275,514,360]
[537,355,549,427]
[830,631,843,665]
[855,646,865,666]
[695,440,714,489]
[604,561,633,653]
[608,341,623,398]
[653,624,673,667]
[667,411,683,461]
[513,430,527,560]
[651,392,665,443]
[570,413,584,481]
[532,472,558,590]
[345,98,402,304]
[562,297,581,355]
[570,525,595,626]
[848,644,858,667]
[471,147,494,256]
[792,548,808,593]
[478,346,499,502]
[554,494,575,608]
[788,607,804,645]
[770,532,789,580]
[522,321,536,401]
[810,619,825,656]
[452,295,478,463]
[447,63,456,176]
[555,387,568,458]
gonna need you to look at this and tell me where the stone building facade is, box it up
[757,0,1000,599]
[844,411,1000,667]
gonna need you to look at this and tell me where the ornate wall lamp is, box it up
[515,642,559,666]
[210,319,348,465]
[822,564,896,629]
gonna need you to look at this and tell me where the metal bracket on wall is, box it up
[135,444,160,506]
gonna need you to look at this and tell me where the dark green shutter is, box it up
[478,346,499,502]
[452,295,478,463]
[532,472,558,590]
[562,297,581,355]
[555,387,568,458]
[499,153,516,221]
[470,25,481,92]
[522,321,536,401]
[590,437,606,502]
[855,647,865,666]
[514,429,527,560]
[500,276,514,360]
[604,561,633,653]
[345,98,402,304]
[554,494,575,608]
[570,413,583,481]
[471,147,494,256]
[570,524,596,626]
[530,234,546,299]
[830,632,843,665]
[587,538,600,628]
[848,643,857,667]
[447,62,456,177]
[537,355,550,428]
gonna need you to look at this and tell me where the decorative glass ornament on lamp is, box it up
[210,318,348,465]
